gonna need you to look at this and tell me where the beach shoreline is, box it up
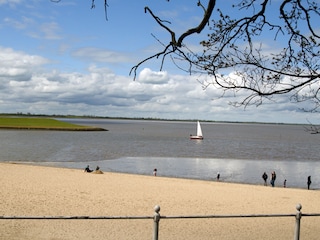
[6,160,316,191]
[1,162,320,239]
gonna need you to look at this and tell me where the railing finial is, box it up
[154,205,160,213]
[296,204,302,211]
[294,203,302,240]
[153,205,161,240]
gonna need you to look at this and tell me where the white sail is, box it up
[196,121,203,137]
[190,121,203,140]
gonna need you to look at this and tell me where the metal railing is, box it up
[1,204,320,240]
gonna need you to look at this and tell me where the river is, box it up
[1,119,319,189]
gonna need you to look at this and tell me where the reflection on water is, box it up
[1,119,320,189]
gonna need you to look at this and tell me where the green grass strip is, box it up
[0,117,106,131]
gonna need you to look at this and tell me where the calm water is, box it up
[1,119,319,189]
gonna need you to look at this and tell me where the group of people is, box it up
[84,165,103,174]
[262,171,277,187]
[262,171,312,189]
[84,165,312,189]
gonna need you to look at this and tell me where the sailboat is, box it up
[190,121,203,140]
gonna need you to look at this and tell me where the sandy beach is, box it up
[1,163,320,240]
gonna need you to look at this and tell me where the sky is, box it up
[0,0,319,124]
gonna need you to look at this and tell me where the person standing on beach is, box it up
[262,172,268,186]
[307,176,312,190]
[153,168,157,176]
[217,172,220,181]
[283,179,287,188]
[270,171,276,187]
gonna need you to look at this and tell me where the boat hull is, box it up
[190,136,203,140]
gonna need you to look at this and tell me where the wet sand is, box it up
[1,163,320,240]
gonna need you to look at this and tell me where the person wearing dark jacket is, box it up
[307,176,312,190]
[84,165,93,173]
[270,171,276,187]
[262,172,268,186]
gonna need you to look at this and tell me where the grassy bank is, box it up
[0,117,107,131]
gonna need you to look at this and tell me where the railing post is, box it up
[294,204,302,240]
[153,205,161,240]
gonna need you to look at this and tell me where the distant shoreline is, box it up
[0,113,307,126]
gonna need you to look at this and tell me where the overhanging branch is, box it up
[130,0,215,79]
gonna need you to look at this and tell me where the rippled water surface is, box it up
[1,119,319,188]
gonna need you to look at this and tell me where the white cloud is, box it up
[3,17,31,29]
[39,22,62,40]
[0,46,318,124]
[138,68,168,84]
[22,20,62,40]
[0,0,21,6]
[72,47,132,64]
[0,47,49,82]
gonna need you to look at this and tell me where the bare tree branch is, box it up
[90,0,109,20]
[176,0,216,47]
[130,0,215,79]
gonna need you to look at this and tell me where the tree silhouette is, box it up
[52,1,320,114]
[131,0,320,113]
